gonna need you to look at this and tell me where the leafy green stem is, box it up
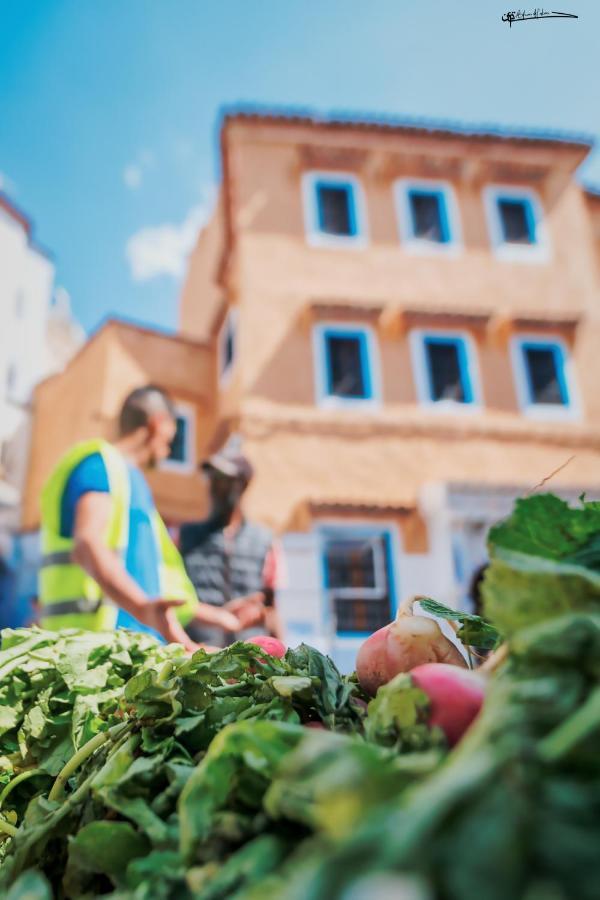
[538,685,600,762]
[0,768,45,811]
[48,722,130,802]
[0,817,18,838]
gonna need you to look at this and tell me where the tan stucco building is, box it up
[22,110,600,668]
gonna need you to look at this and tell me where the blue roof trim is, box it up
[220,103,595,150]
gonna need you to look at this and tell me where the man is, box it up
[180,441,284,648]
[39,385,240,648]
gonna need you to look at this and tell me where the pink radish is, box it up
[245,636,287,658]
[356,597,467,696]
[304,721,326,730]
[410,663,486,746]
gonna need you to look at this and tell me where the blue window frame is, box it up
[519,340,570,407]
[485,186,549,262]
[422,335,474,404]
[303,172,367,247]
[497,196,537,245]
[407,188,451,243]
[315,182,357,237]
[320,528,397,638]
[315,325,378,405]
[395,179,461,253]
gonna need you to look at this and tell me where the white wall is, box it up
[279,513,455,674]
[0,209,54,438]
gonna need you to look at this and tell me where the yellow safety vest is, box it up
[39,439,198,632]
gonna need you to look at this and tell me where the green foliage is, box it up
[1,493,599,899]
[484,494,600,635]
[417,598,500,650]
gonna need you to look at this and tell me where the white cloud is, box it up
[122,149,156,191]
[125,203,210,282]
[123,164,143,190]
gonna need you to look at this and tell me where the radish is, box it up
[356,597,467,696]
[410,663,486,746]
[245,636,287,658]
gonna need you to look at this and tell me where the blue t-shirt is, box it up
[60,452,164,641]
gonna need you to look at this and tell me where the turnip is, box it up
[245,636,287,658]
[356,597,467,696]
[410,663,486,746]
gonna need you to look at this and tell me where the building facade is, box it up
[22,111,600,670]
[0,192,83,622]
[179,111,600,670]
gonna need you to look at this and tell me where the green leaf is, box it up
[179,720,304,861]
[270,676,313,698]
[417,598,500,650]
[66,820,149,886]
[484,494,600,635]
[364,674,445,753]
[5,870,52,900]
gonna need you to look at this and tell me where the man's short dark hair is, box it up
[118,385,176,436]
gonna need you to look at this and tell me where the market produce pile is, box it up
[1,493,599,899]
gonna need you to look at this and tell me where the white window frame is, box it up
[484,185,550,263]
[161,402,196,474]
[394,178,462,256]
[313,321,382,410]
[302,170,369,249]
[218,308,238,387]
[410,327,484,413]
[510,333,581,421]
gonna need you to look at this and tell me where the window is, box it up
[302,172,367,248]
[411,330,481,410]
[317,184,355,236]
[395,179,461,253]
[322,531,394,635]
[484,186,549,262]
[511,337,578,417]
[5,362,17,397]
[497,198,535,245]
[162,405,195,472]
[314,324,380,406]
[219,309,237,384]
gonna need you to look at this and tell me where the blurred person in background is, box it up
[180,440,284,648]
[0,553,16,630]
[38,385,240,649]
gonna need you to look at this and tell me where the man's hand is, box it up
[135,598,191,644]
[224,593,266,630]
[192,603,242,633]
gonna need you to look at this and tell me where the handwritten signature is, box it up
[502,9,578,27]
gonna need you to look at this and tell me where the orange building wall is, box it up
[172,116,600,536]
[22,321,216,530]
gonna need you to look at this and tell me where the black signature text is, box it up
[502,9,578,27]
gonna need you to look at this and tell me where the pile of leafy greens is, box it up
[1,493,599,900]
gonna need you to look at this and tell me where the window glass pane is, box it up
[325,335,367,398]
[424,339,467,402]
[324,535,392,634]
[221,316,235,375]
[498,199,533,244]
[523,346,566,405]
[317,185,353,236]
[168,415,188,462]
[325,538,378,590]
[409,191,445,242]
[334,596,391,633]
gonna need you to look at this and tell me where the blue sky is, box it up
[0,0,597,334]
